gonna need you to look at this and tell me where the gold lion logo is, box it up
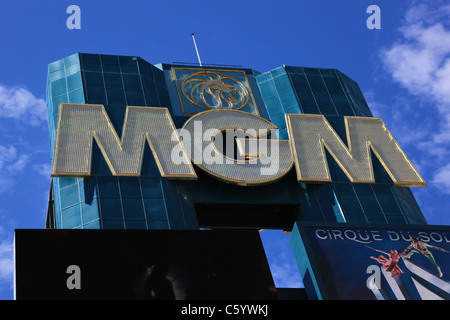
[181,71,249,110]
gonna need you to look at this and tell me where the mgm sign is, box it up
[51,102,426,188]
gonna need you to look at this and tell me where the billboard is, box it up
[291,222,450,300]
[14,229,277,300]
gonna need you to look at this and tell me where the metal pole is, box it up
[191,33,202,66]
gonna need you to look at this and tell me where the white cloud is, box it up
[269,259,303,288]
[260,230,303,288]
[381,3,450,108]
[32,163,51,177]
[0,145,28,174]
[0,84,47,126]
[382,22,450,106]
[432,163,450,194]
[0,239,14,286]
[378,2,450,193]
[0,145,29,194]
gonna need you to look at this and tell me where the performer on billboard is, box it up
[370,248,409,277]
[403,236,448,278]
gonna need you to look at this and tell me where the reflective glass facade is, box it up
[45,53,426,230]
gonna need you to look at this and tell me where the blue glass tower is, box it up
[45,53,426,231]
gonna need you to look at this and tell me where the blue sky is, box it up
[0,0,449,300]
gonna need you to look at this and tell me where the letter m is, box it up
[286,114,426,186]
[52,103,197,179]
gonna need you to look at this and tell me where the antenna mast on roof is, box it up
[191,33,202,66]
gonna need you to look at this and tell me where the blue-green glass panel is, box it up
[285,66,305,75]
[81,53,100,64]
[83,63,102,72]
[84,72,104,88]
[60,184,79,209]
[156,84,170,106]
[366,214,387,224]
[102,64,121,73]
[338,194,363,213]
[122,74,142,90]
[371,184,391,195]
[51,78,67,97]
[52,94,68,110]
[319,106,337,115]
[99,197,123,220]
[97,176,120,197]
[81,177,98,203]
[67,72,83,92]
[100,54,119,65]
[62,204,82,228]
[269,112,286,130]
[273,75,291,93]
[255,72,272,83]
[324,77,344,93]
[68,88,85,103]
[290,75,310,92]
[102,220,125,229]
[258,80,276,99]
[330,92,350,106]
[81,200,99,223]
[303,68,321,76]
[86,87,107,105]
[333,182,354,194]
[125,220,147,229]
[279,91,299,110]
[104,73,123,89]
[105,106,126,135]
[314,92,334,106]
[386,215,407,224]
[307,76,327,92]
[319,69,336,77]
[140,178,163,198]
[83,220,100,229]
[107,89,127,105]
[147,220,169,229]
[358,194,383,214]
[264,96,282,114]
[138,59,156,77]
[377,195,402,214]
[49,69,65,82]
[326,153,350,182]
[125,90,145,105]
[271,67,286,77]
[122,198,145,220]
[284,105,301,114]
[121,65,139,74]
[297,91,316,105]
[345,213,367,223]
[66,63,81,76]
[301,104,320,114]
[144,198,167,220]
[352,183,373,194]
[59,177,77,188]
[118,56,136,65]
[48,59,65,72]
[64,53,80,67]
[119,177,142,198]
[337,107,355,116]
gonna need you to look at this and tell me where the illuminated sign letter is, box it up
[52,103,197,179]
[286,114,426,186]
[181,110,293,186]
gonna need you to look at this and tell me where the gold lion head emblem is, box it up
[181,71,249,110]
